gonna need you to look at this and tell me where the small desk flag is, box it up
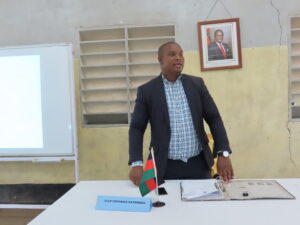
[139,151,157,197]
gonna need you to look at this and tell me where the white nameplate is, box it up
[95,195,152,212]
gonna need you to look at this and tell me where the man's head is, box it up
[214,29,224,43]
[157,42,184,80]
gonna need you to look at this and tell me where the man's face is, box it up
[215,31,224,43]
[158,43,184,77]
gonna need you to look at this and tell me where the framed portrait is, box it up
[197,18,242,71]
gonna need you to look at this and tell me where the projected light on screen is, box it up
[0,55,43,148]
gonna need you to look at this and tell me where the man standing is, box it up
[208,29,233,61]
[129,42,233,186]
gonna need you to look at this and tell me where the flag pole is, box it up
[150,147,165,207]
[150,148,159,199]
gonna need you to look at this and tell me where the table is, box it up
[28,179,300,225]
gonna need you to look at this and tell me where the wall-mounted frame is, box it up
[198,18,242,71]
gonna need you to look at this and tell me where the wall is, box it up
[0,0,299,48]
[185,47,299,178]
[0,0,300,183]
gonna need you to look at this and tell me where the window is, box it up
[289,16,300,120]
[78,25,175,126]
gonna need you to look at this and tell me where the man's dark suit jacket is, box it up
[208,41,233,61]
[129,74,231,184]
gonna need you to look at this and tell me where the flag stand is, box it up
[150,148,165,208]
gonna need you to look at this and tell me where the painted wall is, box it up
[78,46,300,181]
[0,0,299,50]
[0,0,300,183]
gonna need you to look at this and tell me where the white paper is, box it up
[181,180,224,201]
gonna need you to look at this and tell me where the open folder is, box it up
[180,179,295,201]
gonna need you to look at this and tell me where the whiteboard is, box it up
[0,44,76,156]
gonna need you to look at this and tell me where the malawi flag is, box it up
[206,28,211,46]
[139,153,157,197]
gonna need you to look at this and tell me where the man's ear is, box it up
[158,56,163,64]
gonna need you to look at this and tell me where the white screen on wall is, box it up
[0,44,75,156]
[0,55,43,148]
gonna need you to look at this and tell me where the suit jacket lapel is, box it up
[181,75,200,130]
[155,75,170,127]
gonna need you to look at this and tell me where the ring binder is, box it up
[180,179,295,201]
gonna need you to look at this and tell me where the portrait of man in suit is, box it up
[208,29,233,61]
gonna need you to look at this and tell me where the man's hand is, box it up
[216,157,234,183]
[129,166,143,186]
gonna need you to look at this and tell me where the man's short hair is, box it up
[158,41,179,57]
[214,29,224,36]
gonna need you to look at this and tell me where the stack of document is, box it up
[180,180,224,201]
